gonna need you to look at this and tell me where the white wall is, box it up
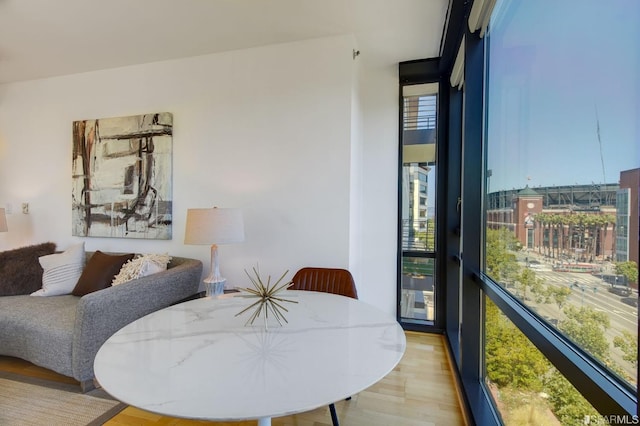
[357,63,400,315]
[0,34,400,315]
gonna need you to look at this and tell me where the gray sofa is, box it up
[0,254,202,391]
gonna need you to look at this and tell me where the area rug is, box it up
[0,371,126,426]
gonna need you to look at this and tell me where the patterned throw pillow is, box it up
[31,242,85,296]
[112,253,172,286]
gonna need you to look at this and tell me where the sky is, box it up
[485,0,640,192]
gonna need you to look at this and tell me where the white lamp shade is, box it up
[0,208,7,232]
[184,208,244,245]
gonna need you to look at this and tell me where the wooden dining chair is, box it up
[290,267,358,299]
[290,267,358,426]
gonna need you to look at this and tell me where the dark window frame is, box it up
[398,58,447,332]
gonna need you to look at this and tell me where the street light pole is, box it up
[571,281,585,307]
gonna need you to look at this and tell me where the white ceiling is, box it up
[0,0,449,84]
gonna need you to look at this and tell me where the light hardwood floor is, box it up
[0,332,468,426]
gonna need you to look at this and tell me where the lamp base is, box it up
[204,279,226,297]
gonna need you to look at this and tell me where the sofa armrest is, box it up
[71,257,202,382]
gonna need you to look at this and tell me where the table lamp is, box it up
[184,207,244,296]
[0,208,7,232]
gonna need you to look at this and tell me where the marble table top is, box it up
[94,290,406,422]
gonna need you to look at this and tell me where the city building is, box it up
[487,183,619,261]
[617,168,640,269]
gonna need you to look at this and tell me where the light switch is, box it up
[22,203,29,214]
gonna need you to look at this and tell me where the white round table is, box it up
[94,290,406,425]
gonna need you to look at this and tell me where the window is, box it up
[616,188,630,263]
[485,296,601,425]
[483,0,639,421]
[400,83,438,324]
[407,0,638,421]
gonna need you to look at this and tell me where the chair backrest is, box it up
[290,267,358,299]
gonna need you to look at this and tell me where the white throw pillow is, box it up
[31,242,86,296]
[112,253,171,286]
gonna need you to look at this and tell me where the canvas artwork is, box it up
[72,112,173,239]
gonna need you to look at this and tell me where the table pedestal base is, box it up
[258,416,271,426]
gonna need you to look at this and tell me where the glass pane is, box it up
[485,296,606,425]
[401,84,438,253]
[401,83,438,324]
[400,257,435,322]
[401,165,436,251]
[484,0,639,389]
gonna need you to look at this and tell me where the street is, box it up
[511,254,638,382]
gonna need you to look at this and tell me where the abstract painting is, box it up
[72,112,173,239]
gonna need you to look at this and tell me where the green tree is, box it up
[545,285,572,312]
[613,331,638,365]
[534,212,551,257]
[486,227,522,287]
[549,213,564,259]
[559,305,610,361]
[484,224,616,424]
[517,268,544,302]
[600,214,615,260]
[535,212,565,259]
[415,218,435,251]
[572,213,590,260]
[565,213,579,258]
[585,214,601,261]
[544,369,599,425]
[485,299,549,390]
[615,261,638,285]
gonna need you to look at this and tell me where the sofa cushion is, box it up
[0,242,56,296]
[72,251,134,296]
[112,253,172,285]
[0,294,78,377]
[31,242,86,296]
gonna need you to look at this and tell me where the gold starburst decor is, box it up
[235,267,298,329]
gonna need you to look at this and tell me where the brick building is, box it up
[487,183,619,261]
[616,168,640,270]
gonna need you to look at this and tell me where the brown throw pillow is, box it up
[0,242,56,296]
[72,251,135,296]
